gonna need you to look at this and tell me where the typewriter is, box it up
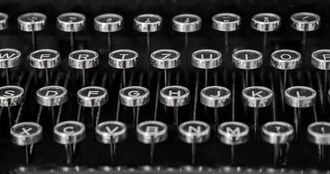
[0,0,330,173]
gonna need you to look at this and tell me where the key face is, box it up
[77,86,108,107]
[311,49,330,70]
[251,13,281,32]
[136,120,168,144]
[134,14,162,32]
[261,121,294,144]
[94,13,123,32]
[242,86,273,108]
[290,12,320,32]
[172,14,202,33]
[271,49,301,70]
[232,49,263,70]
[0,85,24,107]
[150,49,180,69]
[212,13,241,32]
[18,12,46,32]
[57,12,86,32]
[29,49,61,69]
[179,120,210,144]
[308,122,330,145]
[69,50,99,69]
[119,86,150,107]
[36,86,67,107]
[10,122,42,146]
[191,49,222,69]
[0,12,8,30]
[200,86,231,108]
[109,49,138,69]
[285,86,316,108]
[218,121,249,145]
[160,85,190,107]
[54,121,86,145]
[95,121,127,144]
[0,48,21,69]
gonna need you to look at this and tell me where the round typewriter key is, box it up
[290,12,320,45]
[11,121,42,164]
[179,120,210,164]
[312,49,330,70]
[271,49,301,70]
[109,49,138,87]
[0,12,8,30]
[18,12,46,50]
[262,121,294,144]
[30,49,61,84]
[232,49,263,86]
[96,121,127,144]
[285,86,316,108]
[120,86,150,125]
[11,122,42,146]
[77,86,108,107]
[137,120,167,164]
[36,86,67,107]
[57,12,86,51]
[308,121,330,162]
[134,14,162,33]
[137,120,167,144]
[172,14,202,47]
[218,121,249,145]
[150,49,180,86]
[94,13,123,50]
[0,85,24,126]
[69,49,99,86]
[251,13,281,32]
[0,48,21,84]
[160,85,190,127]
[192,49,222,69]
[212,13,240,47]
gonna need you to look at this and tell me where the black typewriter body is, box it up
[1,0,330,173]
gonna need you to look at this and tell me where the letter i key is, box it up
[0,48,21,84]
[0,85,24,127]
[29,49,61,85]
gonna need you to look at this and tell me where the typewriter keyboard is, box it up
[1,0,330,173]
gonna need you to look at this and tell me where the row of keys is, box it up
[0,12,320,33]
[1,48,329,73]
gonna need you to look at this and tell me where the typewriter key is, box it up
[30,49,61,85]
[134,14,162,53]
[0,48,21,84]
[57,12,86,51]
[0,12,8,30]
[54,121,86,164]
[0,85,24,127]
[18,12,46,50]
[200,86,231,128]
[137,120,167,164]
[78,86,108,125]
[232,49,263,86]
[192,49,222,86]
[94,13,123,50]
[150,49,180,86]
[69,49,99,87]
[290,12,320,45]
[212,13,241,47]
[119,86,150,125]
[160,85,190,127]
[109,49,138,87]
[307,122,330,162]
[251,13,281,47]
[179,120,210,164]
[172,14,202,47]
[36,86,67,107]
[242,86,273,135]
[285,86,316,136]
[10,122,42,164]
[96,121,127,164]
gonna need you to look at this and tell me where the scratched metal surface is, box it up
[0,0,330,173]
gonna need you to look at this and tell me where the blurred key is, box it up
[308,122,330,163]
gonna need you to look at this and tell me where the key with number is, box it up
[212,13,240,48]
[172,14,201,48]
